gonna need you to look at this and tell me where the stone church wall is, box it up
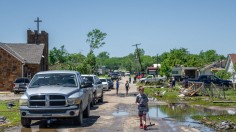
[0,48,22,91]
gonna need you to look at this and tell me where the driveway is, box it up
[4,76,205,132]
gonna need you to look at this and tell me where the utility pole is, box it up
[132,43,142,72]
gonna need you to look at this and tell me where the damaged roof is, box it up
[229,54,236,64]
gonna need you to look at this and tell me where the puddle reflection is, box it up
[148,104,230,131]
[112,105,129,116]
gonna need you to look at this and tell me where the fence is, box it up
[187,81,226,99]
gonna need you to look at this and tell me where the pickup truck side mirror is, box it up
[97,81,102,84]
[81,81,93,88]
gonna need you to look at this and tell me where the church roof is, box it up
[0,43,45,64]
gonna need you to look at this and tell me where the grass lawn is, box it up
[0,100,20,128]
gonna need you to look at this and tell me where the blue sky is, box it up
[0,0,236,57]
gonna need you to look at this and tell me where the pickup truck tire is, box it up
[73,104,83,125]
[90,94,95,107]
[93,92,97,105]
[140,80,145,83]
[99,92,104,103]
[21,117,31,128]
[83,103,90,118]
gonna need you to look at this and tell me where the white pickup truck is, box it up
[139,75,166,84]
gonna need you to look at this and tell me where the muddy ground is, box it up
[3,77,209,132]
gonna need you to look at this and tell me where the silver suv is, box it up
[81,75,103,105]
[19,70,92,127]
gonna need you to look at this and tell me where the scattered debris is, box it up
[215,121,236,130]
[0,116,7,125]
[153,91,166,97]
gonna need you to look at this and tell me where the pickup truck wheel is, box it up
[90,94,94,107]
[73,104,83,125]
[21,117,31,128]
[141,80,145,83]
[93,92,97,105]
[99,92,104,103]
[83,103,90,118]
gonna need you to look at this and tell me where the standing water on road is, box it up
[148,103,231,131]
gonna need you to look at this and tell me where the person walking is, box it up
[125,80,130,96]
[129,75,131,83]
[171,76,176,88]
[134,74,137,83]
[136,86,149,130]
[116,79,120,96]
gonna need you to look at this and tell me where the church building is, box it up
[0,18,48,91]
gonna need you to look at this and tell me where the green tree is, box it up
[199,50,221,64]
[121,54,134,72]
[215,70,231,80]
[185,54,202,67]
[141,55,155,69]
[105,57,121,71]
[65,52,86,72]
[76,60,89,74]
[168,48,189,66]
[49,48,57,65]
[67,53,85,64]
[49,45,68,65]
[160,59,172,77]
[97,51,110,66]
[86,51,97,74]
[97,51,110,59]
[159,48,189,76]
[159,52,169,63]
[86,29,107,52]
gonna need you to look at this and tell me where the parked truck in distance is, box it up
[139,75,166,84]
[189,75,232,87]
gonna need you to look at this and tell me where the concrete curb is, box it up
[0,91,11,94]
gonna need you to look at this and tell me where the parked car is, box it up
[19,70,92,128]
[107,78,114,89]
[13,77,30,94]
[99,78,109,90]
[81,74,104,105]
[110,73,119,80]
[125,71,130,76]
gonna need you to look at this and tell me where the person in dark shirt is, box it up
[125,80,130,96]
[116,79,120,96]
[135,86,149,130]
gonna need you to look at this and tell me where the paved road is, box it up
[5,76,204,132]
